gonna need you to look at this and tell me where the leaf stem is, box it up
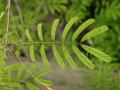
[5,0,10,47]
[10,41,81,46]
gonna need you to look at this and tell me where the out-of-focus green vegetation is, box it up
[1,0,119,62]
[0,0,120,90]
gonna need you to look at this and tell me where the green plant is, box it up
[0,0,113,90]
[0,63,52,90]
[66,0,92,21]
[20,17,111,70]
[82,62,120,90]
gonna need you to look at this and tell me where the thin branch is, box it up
[10,41,82,46]
[5,0,11,46]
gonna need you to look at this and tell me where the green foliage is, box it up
[0,63,52,90]
[66,0,92,21]
[82,63,120,90]
[48,0,68,14]
[0,0,118,90]
[0,0,118,63]
[25,17,111,69]
[95,0,120,26]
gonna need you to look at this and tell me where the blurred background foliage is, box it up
[0,0,120,90]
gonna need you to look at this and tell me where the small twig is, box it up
[10,41,82,46]
[5,0,11,47]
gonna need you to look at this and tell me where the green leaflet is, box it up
[40,44,49,66]
[38,23,43,41]
[72,45,95,69]
[0,12,5,19]
[62,17,79,41]
[7,83,21,88]
[26,29,32,42]
[81,44,111,62]
[25,63,40,80]
[81,25,108,42]
[16,64,25,81]
[29,45,36,62]
[26,29,36,62]
[62,45,78,70]
[15,63,52,90]
[26,82,40,90]
[0,77,12,81]
[33,67,52,78]
[34,78,53,86]
[51,19,60,41]
[52,44,65,69]
[72,19,95,41]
